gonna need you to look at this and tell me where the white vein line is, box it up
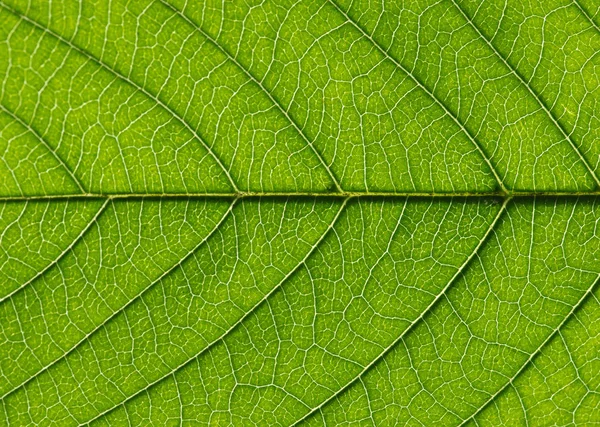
[159,0,344,194]
[82,197,350,426]
[326,0,508,193]
[458,273,600,426]
[573,0,600,34]
[0,198,110,304]
[291,197,511,427]
[0,103,86,193]
[450,0,600,189]
[0,2,239,193]
[0,199,236,401]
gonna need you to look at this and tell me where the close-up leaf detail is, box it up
[0,0,599,425]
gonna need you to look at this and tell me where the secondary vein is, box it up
[290,196,510,426]
[458,273,600,426]
[0,198,110,304]
[0,102,86,193]
[81,197,349,426]
[326,0,508,193]
[0,199,236,401]
[0,2,239,193]
[158,0,344,194]
[450,0,600,189]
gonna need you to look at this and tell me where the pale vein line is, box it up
[326,0,508,193]
[159,0,344,193]
[82,197,349,426]
[458,274,600,426]
[0,2,239,192]
[0,199,236,401]
[0,198,110,304]
[1,190,600,202]
[291,197,511,427]
[572,0,600,37]
[450,0,600,189]
[0,102,86,193]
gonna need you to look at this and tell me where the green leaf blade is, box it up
[298,198,600,426]
[0,198,233,398]
[1,0,599,425]
[0,199,105,301]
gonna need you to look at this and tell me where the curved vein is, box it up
[0,198,110,305]
[458,273,600,426]
[326,0,508,193]
[573,0,600,36]
[450,0,600,189]
[0,102,86,193]
[83,197,349,426]
[291,196,511,427]
[0,198,236,401]
[0,2,239,192]
[159,0,343,193]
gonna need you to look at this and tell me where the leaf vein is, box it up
[0,198,110,305]
[0,102,86,193]
[0,2,239,192]
[458,273,600,426]
[0,199,236,401]
[326,0,508,193]
[0,191,600,201]
[450,0,600,189]
[158,0,343,194]
[82,197,349,426]
[291,196,511,426]
[572,0,600,36]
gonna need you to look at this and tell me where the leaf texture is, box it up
[0,0,599,426]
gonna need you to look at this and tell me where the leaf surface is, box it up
[0,0,599,425]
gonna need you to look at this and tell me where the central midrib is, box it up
[1,191,600,201]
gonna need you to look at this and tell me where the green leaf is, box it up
[0,0,599,426]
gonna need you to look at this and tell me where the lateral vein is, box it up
[450,0,600,189]
[326,0,508,193]
[0,199,236,401]
[0,198,110,304]
[81,197,350,426]
[290,196,511,426]
[0,2,239,193]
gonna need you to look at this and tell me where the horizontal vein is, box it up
[450,0,600,189]
[326,0,507,193]
[83,197,349,426]
[159,0,343,193]
[0,198,110,304]
[458,273,600,426]
[0,2,239,192]
[1,191,600,201]
[292,197,510,427]
[0,102,86,193]
[0,199,236,401]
